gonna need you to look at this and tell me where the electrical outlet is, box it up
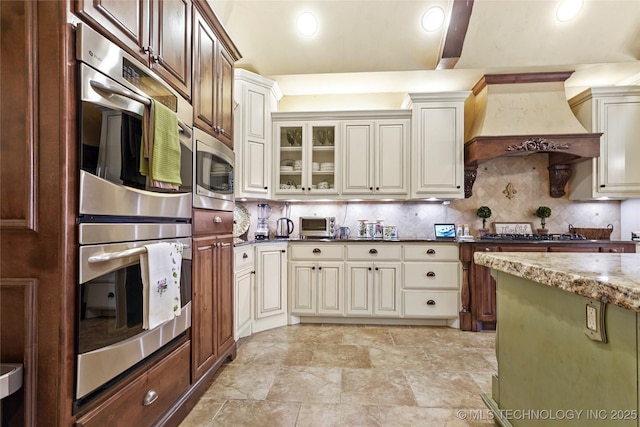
[586,305,597,332]
[584,300,607,342]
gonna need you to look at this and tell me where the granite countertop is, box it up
[234,237,462,246]
[474,252,640,312]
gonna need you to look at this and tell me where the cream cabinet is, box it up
[341,115,410,197]
[234,70,282,199]
[568,87,640,200]
[407,92,469,199]
[253,243,288,333]
[402,243,460,323]
[289,244,345,316]
[233,244,254,339]
[272,115,339,199]
[345,243,402,317]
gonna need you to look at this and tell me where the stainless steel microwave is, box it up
[193,128,235,211]
[299,216,336,238]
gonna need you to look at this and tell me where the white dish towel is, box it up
[140,242,183,330]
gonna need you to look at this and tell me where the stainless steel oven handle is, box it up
[88,244,191,263]
[89,80,191,137]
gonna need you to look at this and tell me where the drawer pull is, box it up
[242,253,248,259]
[485,247,491,252]
[143,389,158,406]
[426,249,436,255]
[426,271,436,277]
[426,299,436,306]
[107,292,115,298]
[610,248,619,253]
[214,216,222,223]
[313,248,321,254]
[369,249,378,254]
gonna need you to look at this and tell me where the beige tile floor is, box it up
[179,324,498,427]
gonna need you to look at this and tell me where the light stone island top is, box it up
[474,252,640,312]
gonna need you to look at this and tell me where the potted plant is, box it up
[535,206,551,234]
[476,206,492,237]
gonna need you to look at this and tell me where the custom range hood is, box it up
[463,72,602,198]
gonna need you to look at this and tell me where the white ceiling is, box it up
[209,0,640,102]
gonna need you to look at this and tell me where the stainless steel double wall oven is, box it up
[75,24,193,405]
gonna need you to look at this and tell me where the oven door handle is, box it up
[89,80,191,137]
[88,244,191,263]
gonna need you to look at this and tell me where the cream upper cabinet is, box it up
[407,92,469,199]
[234,70,282,199]
[568,87,640,200]
[272,115,339,199]
[341,115,410,197]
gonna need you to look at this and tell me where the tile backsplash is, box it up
[237,155,621,240]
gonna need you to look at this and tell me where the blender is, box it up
[254,203,271,240]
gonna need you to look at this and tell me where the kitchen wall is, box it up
[238,154,622,240]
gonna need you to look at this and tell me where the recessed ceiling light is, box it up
[422,6,445,32]
[556,0,583,21]
[297,12,318,36]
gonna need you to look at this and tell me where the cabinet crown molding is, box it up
[272,109,411,121]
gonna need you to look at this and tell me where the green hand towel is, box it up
[150,99,182,186]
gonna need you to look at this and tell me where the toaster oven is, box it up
[299,216,336,238]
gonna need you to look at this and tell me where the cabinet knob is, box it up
[264,186,268,190]
[142,46,153,54]
[426,299,436,306]
[375,187,379,191]
[600,184,606,188]
[107,292,115,298]
[368,267,372,271]
[153,55,162,63]
[281,249,286,253]
[426,271,436,277]
[369,187,374,191]
[143,389,158,406]
[214,216,222,223]
[242,253,248,259]
[369,248,378,254]
[318,266,322,270]
[426,249,436,255]
[375,267,379,271]
[484,247,490,252]
[610,248,619,253]
[313,248,321,253]
[456,185,461,189]
[220,128,226,135]
[312,266,316,270]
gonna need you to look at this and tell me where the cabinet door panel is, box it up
[192,236,216,380]
[193,10,216,130]
[291,264,315,314]
[152,0,192,99]
[599,102,640,192]
[342,123,373,194]
[247,88,267,140]
[374,264,401,316]
[376,121,407,194]
[245,139,267,191]
[216,238,234,354]
[217,47,235,147]
[346,264,373,315]
[235,270,253,339]
[318,263,344,315]
[256,249,286,318]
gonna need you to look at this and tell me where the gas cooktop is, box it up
[480,233,587,241]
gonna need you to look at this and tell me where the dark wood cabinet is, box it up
[191,209,235,383]
[75,0,192,100]
[192,4,240,148]
[460,242,637,332]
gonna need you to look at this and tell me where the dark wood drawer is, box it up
[193,209,233,235]
[76,341,191,427]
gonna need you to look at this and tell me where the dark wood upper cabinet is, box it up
[75,0,192,100]
[192,5,239,148]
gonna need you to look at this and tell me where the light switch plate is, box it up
[584,300,607,342]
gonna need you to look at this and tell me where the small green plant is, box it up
[476,206,492,229]
[535,206,552,229]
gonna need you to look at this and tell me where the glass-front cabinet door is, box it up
[273,121,338,198]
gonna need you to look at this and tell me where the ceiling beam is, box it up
[437,0,475,70]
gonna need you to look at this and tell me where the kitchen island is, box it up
[474,251,640,427]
